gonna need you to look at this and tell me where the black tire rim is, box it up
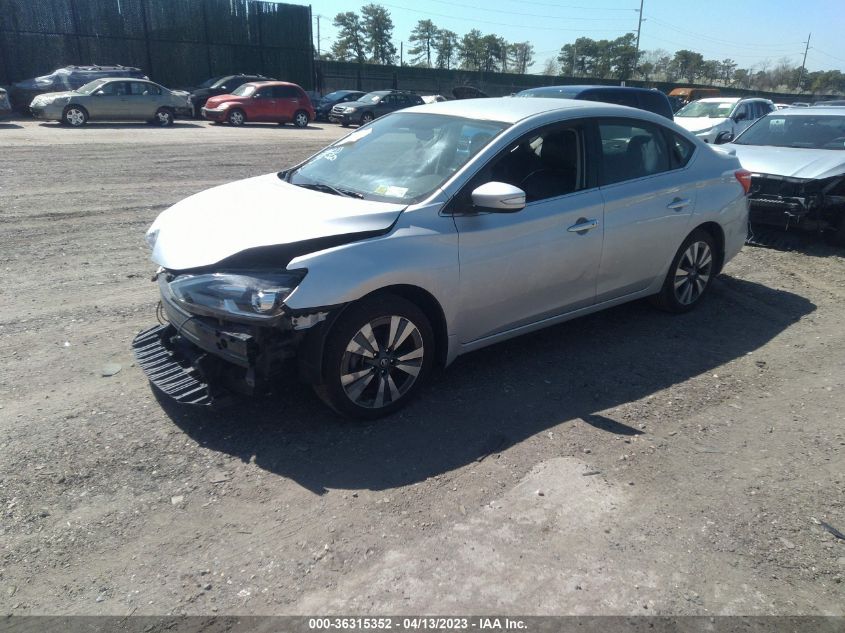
[362,113,373,124]
[340,315,424,409]
[674,240,713,305]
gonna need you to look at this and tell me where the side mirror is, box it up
[734,111,747,122]
[94,90,104,96]
[471,182,526,212]
[714,131,734,144]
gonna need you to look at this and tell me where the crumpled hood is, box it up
[674,116,728,132]
[729,144,845,179]
[32,91,76,101]
[149,173,406,270]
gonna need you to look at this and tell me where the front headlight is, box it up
[167,271,305,321]
[145,228,159,250]
[342,106,357,113]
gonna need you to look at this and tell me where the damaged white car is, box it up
[728,107,845,243]
[134,98,750,418]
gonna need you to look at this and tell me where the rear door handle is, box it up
[667,197,691,210]
[567,218,599,234]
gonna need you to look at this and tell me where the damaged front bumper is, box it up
[133,274,331,405]
[749,173,845,233]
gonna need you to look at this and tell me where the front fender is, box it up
[283,204,460,337]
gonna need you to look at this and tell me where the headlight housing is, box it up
[167,271,305,322]
[342,106,357,113]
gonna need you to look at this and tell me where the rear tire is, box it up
[293,109,309,128]
[650,228,717,313]
[313,294,434,419]
[226,108,246,126]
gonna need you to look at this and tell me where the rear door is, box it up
[127,81,162,119]
[595,118,697,301]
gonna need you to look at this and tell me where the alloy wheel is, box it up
[228,110,244,126]
[65,108,85,126]
[340,315,424,409]
[156,110,172,126]
[674,240,713,305]
[294,111,308,127]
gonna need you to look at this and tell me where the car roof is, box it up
[521,84,660,95]
[406,97,656,124]
[245,81,300,87]
[772,106,845,116]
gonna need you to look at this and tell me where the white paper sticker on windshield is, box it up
[374,185,408,197]
[336,127,373,145]
[318,147,343,161]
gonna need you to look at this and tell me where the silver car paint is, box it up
[727,143,845,179]
[151,98,748,366]
[270,99,748,363]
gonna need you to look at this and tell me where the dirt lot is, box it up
[0,117,843,617]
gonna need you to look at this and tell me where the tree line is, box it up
[322,4,845,94]
[328,6,535,74]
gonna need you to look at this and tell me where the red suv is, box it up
[201,81,314,127]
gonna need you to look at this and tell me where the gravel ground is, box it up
[0,118,843,616]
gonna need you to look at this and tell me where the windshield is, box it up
[359,92,386,104]
[324,91,351,101]
[675,101,735,118]
[76,79,110,94]
[231,84,256,97]
[197,76,226,89]
[287,112,508,203]
[734,114,845,149]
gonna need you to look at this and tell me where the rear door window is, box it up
[273,86,299,98]
[585,90,638,108]
[597,120,671,185]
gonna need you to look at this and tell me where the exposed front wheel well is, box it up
[297,285,449,386]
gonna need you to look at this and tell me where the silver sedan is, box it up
[30,78,190,126]
[136,98,750,418]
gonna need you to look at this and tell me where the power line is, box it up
[501,0,636,10]
[377,1,633,32]
[422,0,636,21]
[644,15,804,51]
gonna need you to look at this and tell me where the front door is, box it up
[250,86,277,121]
[91,80,129,119]
[450,121,604,343]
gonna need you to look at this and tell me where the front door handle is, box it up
[567,218,599,234]
[667,197,691,211]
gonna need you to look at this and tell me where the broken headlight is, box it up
[167,271,305,321]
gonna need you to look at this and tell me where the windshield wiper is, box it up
[295,182,364,199]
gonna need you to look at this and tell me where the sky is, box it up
[305,0,845,74]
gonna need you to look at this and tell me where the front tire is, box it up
[360,111,374,125]
[314,295,434,419]
[63,105,88,127]
[153,107,174,127]
[651,228,717,313]
[226,108,246,126]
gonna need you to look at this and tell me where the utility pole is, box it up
[317,15,321,58]
[634,0,644,76]
[797,32,811,92]
[400,42,404,67]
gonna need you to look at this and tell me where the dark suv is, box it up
[329,90,424,126]
[515,85,674,120]
[188,74,273,118]
[10,65,148,110]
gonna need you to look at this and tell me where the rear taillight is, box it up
[735,169,752,194]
